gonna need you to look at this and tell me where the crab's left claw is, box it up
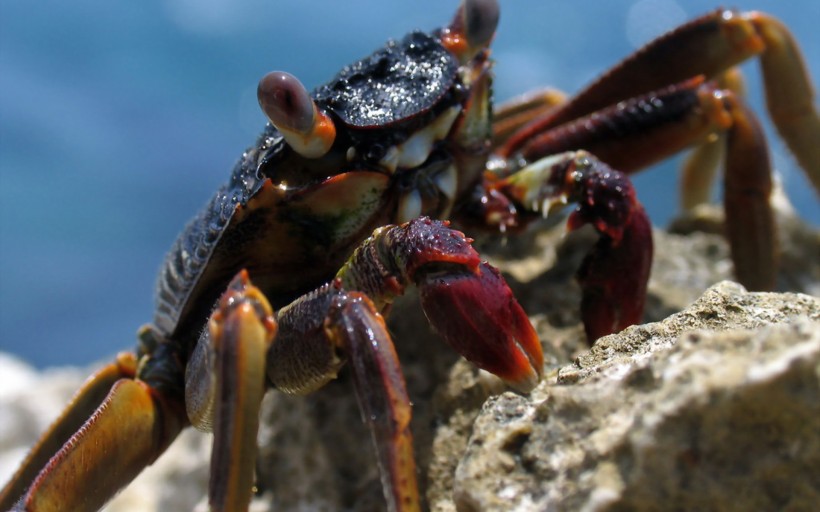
[336,217,543,393]
[417,262,543,393]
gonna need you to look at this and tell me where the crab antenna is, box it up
[445,0,499,60]
[257,71,336,159]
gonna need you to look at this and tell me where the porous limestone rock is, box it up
[451,285,819,512]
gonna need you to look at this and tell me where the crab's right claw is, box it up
[573,204,653,342]
[418,262,543,393]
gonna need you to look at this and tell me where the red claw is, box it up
[576,204,653,341]
[417,262,543,393]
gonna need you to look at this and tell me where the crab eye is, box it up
[258,71,314,133]
[462,0,499,51]
[447,0,499,59]
[258,71,337,159]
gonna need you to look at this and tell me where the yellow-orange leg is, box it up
[492,88,567,147]
[680,68,746,209]
[184,270,277,512]
[680,133,724,210]
[0,353,185,512]
[0,354,135,510]
[751,12,819,191]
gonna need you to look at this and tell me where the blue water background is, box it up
[1,0,818,367]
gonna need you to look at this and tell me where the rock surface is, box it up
[453,285,819,512]
[0,210,817,511]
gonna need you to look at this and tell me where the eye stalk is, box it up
[257,71,337,159]
[444,0,500,61]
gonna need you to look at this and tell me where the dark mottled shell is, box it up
[313,31,458,128]
[153,30,459,345]
[153,137,270,339]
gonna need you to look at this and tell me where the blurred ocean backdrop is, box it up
[1,0,818,367]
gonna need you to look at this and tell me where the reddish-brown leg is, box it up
[722,94,777,291]
[500,9,819,182]
[326,291,419,512]
[493,11,817,288]
[261,218,542,512]
[479,9,819,300]
[496,77,778,291]
[261,280,418,512]
[503,78,741,174]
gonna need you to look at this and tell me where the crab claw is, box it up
[574,203,653,342]
[417,262,543,393]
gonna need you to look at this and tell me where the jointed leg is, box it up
[492,88,567,147]
[326,290,419,512]
[500,8,819,186]
[0,352,186,512]
[679,67,747,210]
[262,218,542,511]
[260,280,417,512]
[722,94,776,291]
[751,12,819,188]
[495,76,779,291]
[0,355,136,511]
[184,271,278,512]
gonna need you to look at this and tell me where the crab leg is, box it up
[0,354,135,510]
[679,69,745,209]
[261,218,541,511]
[492,88,567,147]
[503,77,750,174]
[493,151,653,341]
[0,352,186,512]
[743,12,819,189]
[722,92,777,291]
[261,281,418,511]
[264,281,417,512]
[325,290,419,512]
[501,9,819,187]
[497,77,777,291]
[183,271,277,512]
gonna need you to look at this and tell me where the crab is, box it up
[2,0,818,511]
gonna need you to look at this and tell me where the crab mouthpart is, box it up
[395,163,459,224]
[383,107,461,224]
[418,262,543,393]
[379,106,462,173]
